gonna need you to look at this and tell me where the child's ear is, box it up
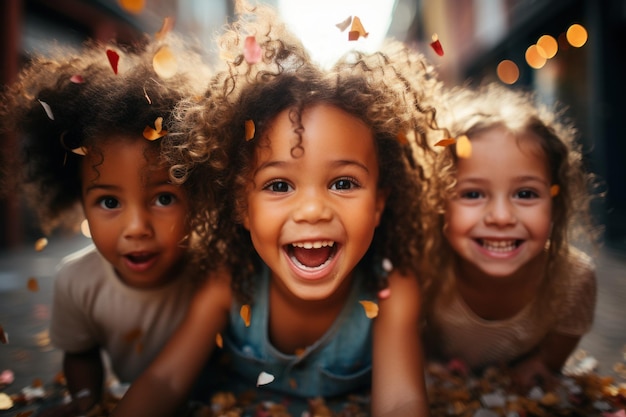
[374,188,389,226]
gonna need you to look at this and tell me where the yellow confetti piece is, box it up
[335,16,352,32]
[118,0,145,14]
[348,16,369,41]
[245,119,255,141]
[0,392,13,410]
[240,304,251,327]
[359,300,379,319]
[550,184,560,197]
[455,135,472,159]
[27,278,39,292]
[216,333,223,348]
[34,237,48,252]
[153,46,178,79]
[143,117,168,141]
[434,138,456,147]
[155,16,175,40]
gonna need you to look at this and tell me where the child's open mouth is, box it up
[477,239,521,252]
[287,241,337,271]
[125,252,157,265]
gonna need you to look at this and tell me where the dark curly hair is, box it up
[0,33,212,234]
[164,3,445,304]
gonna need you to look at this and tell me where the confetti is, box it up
[335,16,352,32]
[382,258,393,272]
[377,288,391,300]
[348,16,368,41]
[38,100,54,120]
[359,300,379,319]
[434,138,456,147]
[256,371,275,386]
[118,0,145,14]
[70,74,84,84]
[0,393,13,410]
[155,16,175,40]
[143,117,168,141]
[106,49,120,74]
[243,36,262,64]
[244,119,255,141]
[27,278,39,292]
[34,237,48,252]
[216,333,223,348]
[430,33,444,56]
[455,135,472,159]
[153,46,178,79]
[0,370,14,385]
[396,131,408,144]
[240,304,251,327]
[294,347,306,357]
[550,184,560,197]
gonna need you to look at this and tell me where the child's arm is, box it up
[110,270,232,417]
[37,348,104,417]
[371,270,430,417]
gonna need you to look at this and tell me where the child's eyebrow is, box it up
[83,183,119,193]
[255,159,370,174]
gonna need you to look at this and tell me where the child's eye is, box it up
[459,190,482,199]
[330,177,359,191]
[99,197,120,210]
[516,189,539,199]
[264,180,292,193]
[156,193,176,207]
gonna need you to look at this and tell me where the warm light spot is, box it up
[80,219,92,238]
[537,35,558,59]
[525,45,546,69]
[496,60,520,84]
[567,24,588,47]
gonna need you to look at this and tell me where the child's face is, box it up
[444,126,553,279]
[80,137,189,288]
[242,104,386,301]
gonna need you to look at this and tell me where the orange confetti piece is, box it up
[155,17,175,40]
[118,0,145,14]
[244,36,262,64]
[455,135,472,159]
[240,304,251,327]
[550,184,560,197]
[245,119,255,141]
[359,300,379,319]
[0,325,7,344]
[106,49,120,74]
[348,16,368,41]
[27,278,39,292]
[397,131,408,145]
[434,138,456,147]
[430,33,444,56]
[34,237,48,252]
[123,328,142,343]
[70,75,84,84]
[53,371,66,385]
[153,46,178,79]
[294,348,306,357]
[216,333,223,348]
[335,16,352,32]
[38,100,54,120]
[143,117,168,141]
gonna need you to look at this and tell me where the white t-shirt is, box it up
[49,245,196,382]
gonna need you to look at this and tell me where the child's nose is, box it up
[292,189,333,223]
[484,197,517,226]
[123,207,153,238]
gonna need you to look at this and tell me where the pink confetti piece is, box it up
[243,36,262,64]
[106,49,120,74]
[70,74,84,84]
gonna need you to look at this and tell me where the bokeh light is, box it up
[537,35,558,59]
[525,45,546,69]
[80,219,92,238]
[497,60,520,84]
[567,23,588,47]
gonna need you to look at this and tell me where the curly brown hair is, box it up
[425,82,601,314]
[164,3,445,303]
[0,33,212,234]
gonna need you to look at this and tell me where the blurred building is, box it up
[1,0,625,253]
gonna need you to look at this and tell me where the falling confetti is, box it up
[396,131,408,145]
[240,304,251,327]
[335,16,352,32]
[106,49,120,75]
[70,74,84,84]
[430,33,444,56]
[34,237,48,252]
[377,288,391,300]
[359,300,379,319]
[256,371,275,386]
[550,184,560,197]
[348,16,368,41]
[0,393,13,410]
[382,258,393,272]
[118,0,145,14]
[244,119,255,141]
[243,36,262,64]
[27,278,39,292]
[216,333,223,348]
[455,135,472,159]
[153,46,178,79]
[434,138,456,147]
[38,100,54,120]
[155,17,175,40]
[143,117,168,141]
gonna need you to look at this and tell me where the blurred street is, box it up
[0,232,625,416]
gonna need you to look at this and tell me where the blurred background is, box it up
[0,0,625,401]
[0,0,625,251]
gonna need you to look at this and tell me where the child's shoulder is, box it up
[55,244,105,281]
[553,246,597,295]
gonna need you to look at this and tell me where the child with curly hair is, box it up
[112,3,442,417]
[422,82,599,392]
[0,33,212,416]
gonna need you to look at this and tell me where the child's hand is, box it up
[509,354,559,393]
